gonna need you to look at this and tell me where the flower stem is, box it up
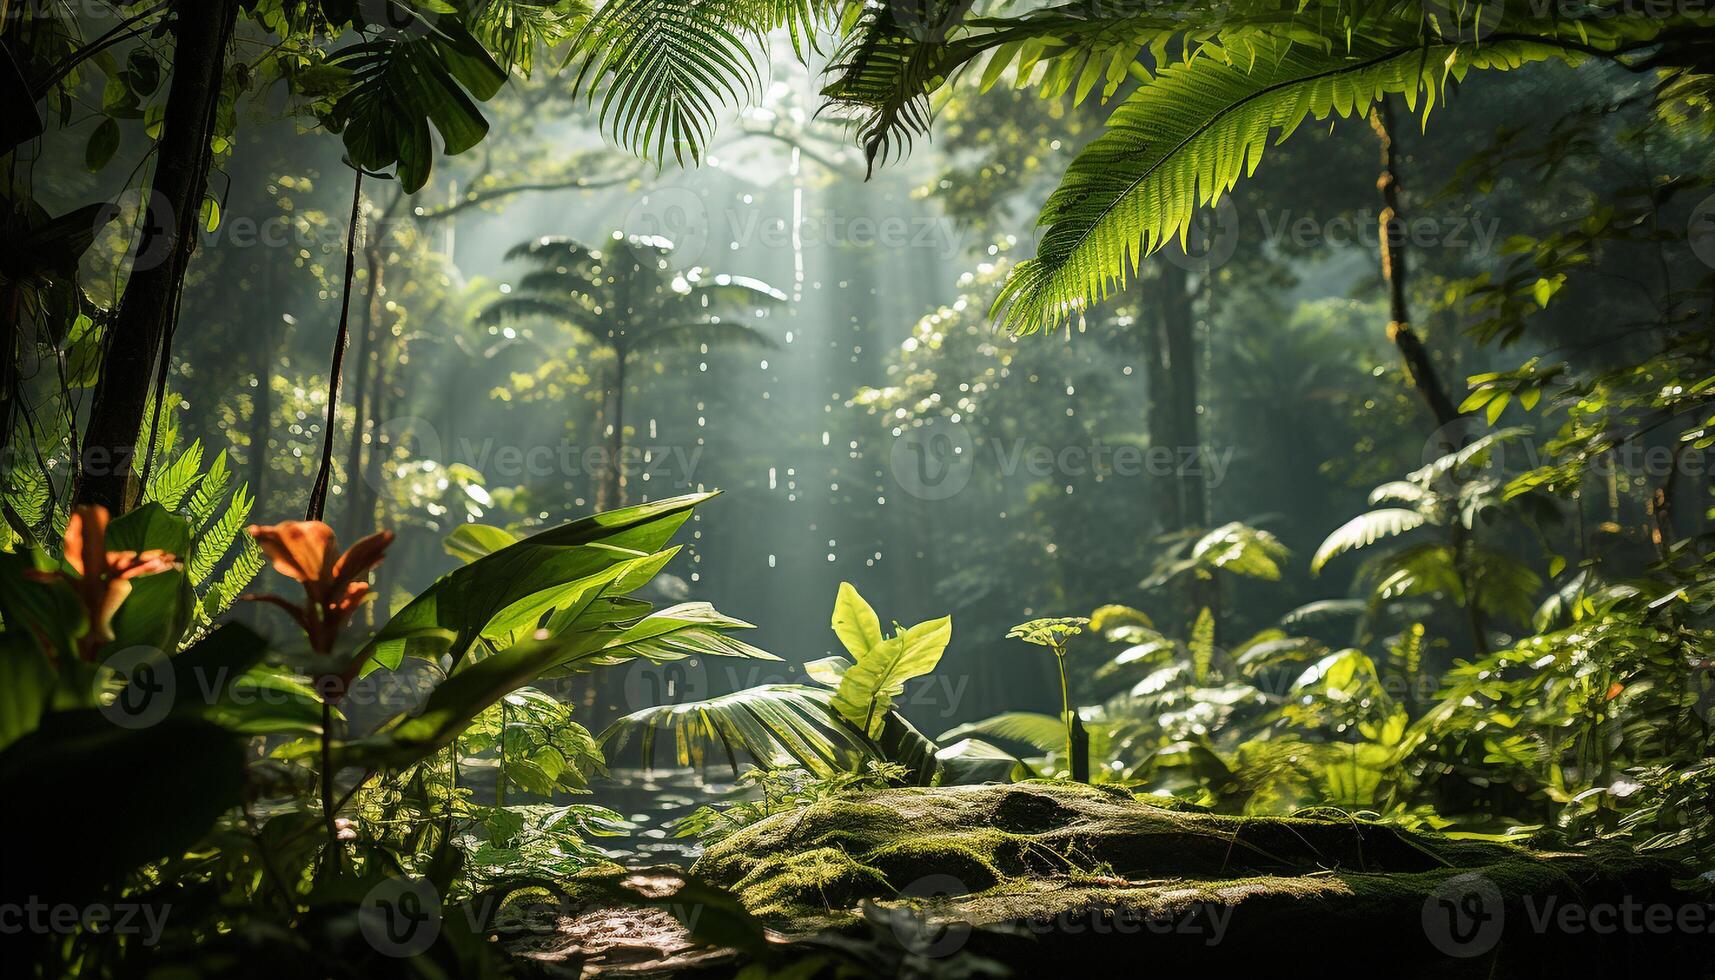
[1055,649,1073,772]
[321,698,341,872]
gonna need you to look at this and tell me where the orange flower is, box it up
[244,521,393,665]
[28,505,179,661]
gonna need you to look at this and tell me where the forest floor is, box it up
[495,783,1709,978]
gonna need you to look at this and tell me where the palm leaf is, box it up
[601,683,875,777]
[571,0,824,163]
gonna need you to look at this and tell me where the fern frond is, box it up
[993,29,1568,334]
[144,439,204,510]
[1312,507,1428,573]
[185,450,232,532]
[191,483,255,587]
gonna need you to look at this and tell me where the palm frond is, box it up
[600,683,872,777]
[571,0,826,164]
[640,319,778,353]
[823,1,1192,171]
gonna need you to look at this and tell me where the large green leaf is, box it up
[0,633,55,752]
[570,0,824,164]
[0,712,246,914]
[601,683,938,782]
[325,12,508,191]
[343,598,773,770]
[829,580,882,659]
[360,492,712,672]
[830,614,952,737]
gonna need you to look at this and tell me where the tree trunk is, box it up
[1140,278,1180,531]
[1155,259,1207,531]
[1369,100,1461,433]
[342,241,383,540]
[75,0,239,511]
[1370,100,1487,654]
[598,354,626,511]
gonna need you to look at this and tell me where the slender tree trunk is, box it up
[75,0,239,511]
[598,355,626,510]
[1158,261,1206,532]
[342,241,383,540]
[1371,100,1487,654]
[1369,100,1461,432]
[1140,278,1181,531]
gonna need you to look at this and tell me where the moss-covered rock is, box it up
[690,782,1709,977]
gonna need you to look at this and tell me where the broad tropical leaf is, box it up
[830,614,952,737]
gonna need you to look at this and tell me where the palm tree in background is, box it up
[481,233,784,509]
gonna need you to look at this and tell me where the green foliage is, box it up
[828,582,953,737]
[602,582,954,782]
[671,761,910,843]
[570,0,831,163]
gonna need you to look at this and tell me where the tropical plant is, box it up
[1312,427,1551,651]
[820,2,1715,333]
[480,233,784,508]
[601,581,998,785]
[0,488,773,974]
[1005,616,1089,777]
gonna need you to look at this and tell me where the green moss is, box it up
[724,846,891,919]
